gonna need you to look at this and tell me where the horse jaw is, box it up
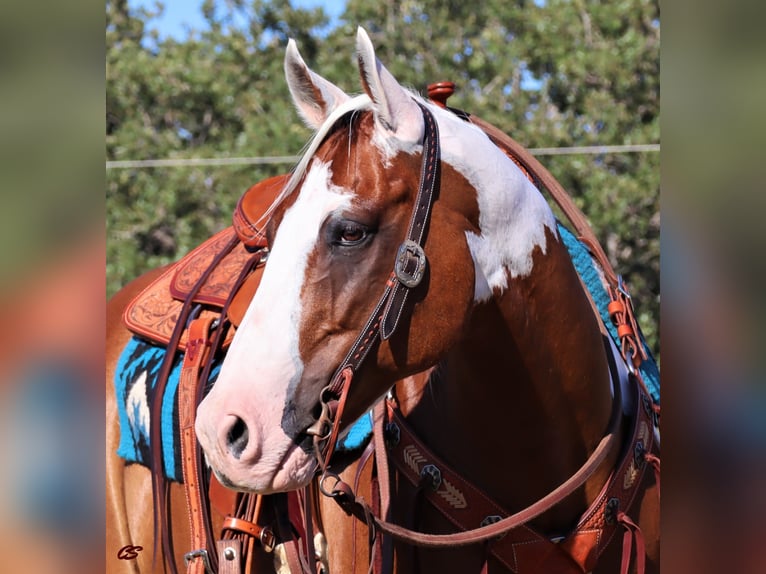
[285,38,350,129]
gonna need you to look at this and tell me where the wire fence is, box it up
[105,143,660,170]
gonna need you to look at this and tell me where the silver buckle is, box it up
[395,240,427,288]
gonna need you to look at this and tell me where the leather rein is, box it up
[303,100,625,549]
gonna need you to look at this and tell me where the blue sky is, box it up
[131,0,345,40]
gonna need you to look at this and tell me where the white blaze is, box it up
[222,160,352,398]
[196,160,352,491]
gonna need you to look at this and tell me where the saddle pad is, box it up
[115,336,373,483]
[558,222,660,403]
[114,336,221,481]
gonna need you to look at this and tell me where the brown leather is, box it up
[324,366,655,574]
[124,173,287,347]
[311,104,442,468]
[149,231,241,574]
[223,516,262,539]
[328,373,621,553]
[169,229,255,306]
[179,317,216,574]
[216,539,242,574]
[559,377,658,573]
[384,401,591,573]
[123,228,250,349]
[232,174,289,248]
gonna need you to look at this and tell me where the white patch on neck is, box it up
[430,104,558,302]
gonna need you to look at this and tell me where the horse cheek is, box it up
[409,230,475,371]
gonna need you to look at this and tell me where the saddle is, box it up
[123,173,288,349]
[122,173,322,574]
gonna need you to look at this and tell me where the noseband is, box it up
[306,101,441,469]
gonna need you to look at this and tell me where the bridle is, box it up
[298,98,653,572]
[306,101,441,470]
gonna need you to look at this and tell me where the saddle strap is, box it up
[372,401,394,574]
[179,316,217,574]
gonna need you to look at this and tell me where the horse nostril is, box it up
[226,416,249,459]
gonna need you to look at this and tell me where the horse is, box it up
[190,27,660,573]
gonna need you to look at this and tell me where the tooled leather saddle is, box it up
[121,173,320,574]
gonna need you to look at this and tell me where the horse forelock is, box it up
[254,95,373,231]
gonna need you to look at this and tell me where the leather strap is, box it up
[310,102,441,467]
[150,232,240,574]
[216,539,242,574]
[328,411,619,551]
[179,316,216,574]
[324,335,624,553]
[559,376,658,573]
[372,401,394,574]
[383,401,575,573]
[380,103,440,339]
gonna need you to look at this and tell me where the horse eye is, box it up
[331,220,370,247]
[341,223,365,243]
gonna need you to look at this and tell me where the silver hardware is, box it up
[617,275,632,299]
[420,464,442,491]
[184,549,214,573]
[384,421,400,448]
[480,515,503,528]
[395,240,427,288]
[223,546,237,560]
[260,526,276,553]
[605,497,620,525]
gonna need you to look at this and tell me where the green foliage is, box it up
[107,0,659,357]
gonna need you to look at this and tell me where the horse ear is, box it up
[355,27,424,143]
[284,39,350,129]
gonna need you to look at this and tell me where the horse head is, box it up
[196,28,556,493]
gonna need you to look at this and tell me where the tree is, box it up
[106,0,659,356]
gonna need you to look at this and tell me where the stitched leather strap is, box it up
[150,233,240,573]
[310,103,441,466]
[328,414,619,550]
[383,401,576,573]
[180,317,216,574]
[373,402,394,572]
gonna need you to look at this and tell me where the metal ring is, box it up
[319,472,342,498]
[259,526,276,553]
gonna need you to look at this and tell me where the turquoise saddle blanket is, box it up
[114,337,371,482]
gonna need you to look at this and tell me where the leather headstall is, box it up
[307,101,441,470]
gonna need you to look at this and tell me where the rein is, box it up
[306,101,441,470]
[299,89,657,572]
